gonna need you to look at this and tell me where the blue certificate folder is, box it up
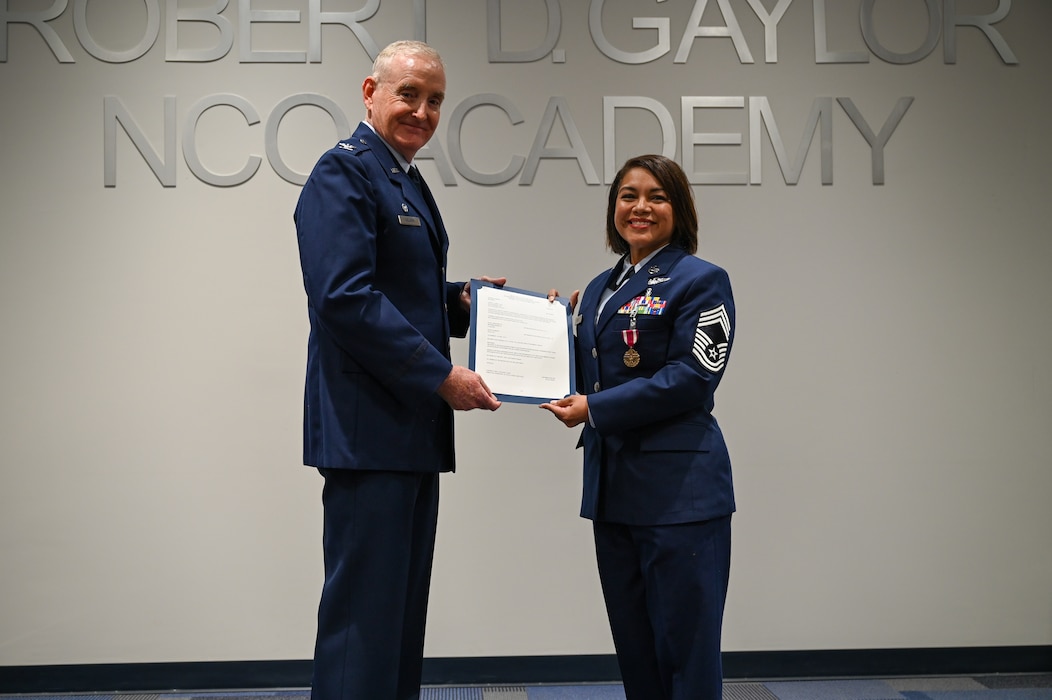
[468,279,576,404]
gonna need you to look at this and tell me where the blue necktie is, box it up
[608,262,635,290]
[408,165,423,190]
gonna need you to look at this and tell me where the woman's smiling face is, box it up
[614,167,675,264]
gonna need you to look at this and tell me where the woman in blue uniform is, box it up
[542,154,736,700]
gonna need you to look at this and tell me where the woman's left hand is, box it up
[539,394,588,428]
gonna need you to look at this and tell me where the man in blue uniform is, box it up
[294,40,503,700]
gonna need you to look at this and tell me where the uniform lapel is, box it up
[410,169,447,259]
[357,126,446,261]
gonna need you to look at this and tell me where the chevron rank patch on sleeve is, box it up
[692,304,731,373]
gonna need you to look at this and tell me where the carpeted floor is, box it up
[4,675,1052,700]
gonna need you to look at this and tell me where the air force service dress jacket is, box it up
[575,246,736,526]
[294,122,468,474]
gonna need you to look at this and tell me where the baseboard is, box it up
[720,646,1052,680]
[1,646,1049,693]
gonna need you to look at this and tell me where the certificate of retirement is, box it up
[468,280,576,404]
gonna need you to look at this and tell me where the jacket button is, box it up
[591,347,597,358]
[594,382,601,391]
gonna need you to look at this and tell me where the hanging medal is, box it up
[622,328,640,367]
[622,287,650,367]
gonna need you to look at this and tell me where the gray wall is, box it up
[1,0,1049,665]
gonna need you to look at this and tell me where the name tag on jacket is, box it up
[398,214,422,226]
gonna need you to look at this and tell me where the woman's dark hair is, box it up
[605,154,698,256]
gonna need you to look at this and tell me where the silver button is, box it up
[591,348,597,358]
[594,382,600,391]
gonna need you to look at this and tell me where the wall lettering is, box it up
[0,0,1018,187]
[103,92,914,187]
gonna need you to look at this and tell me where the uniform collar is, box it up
[361,120,414,173]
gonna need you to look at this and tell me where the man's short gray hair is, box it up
[372,40,444,83]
